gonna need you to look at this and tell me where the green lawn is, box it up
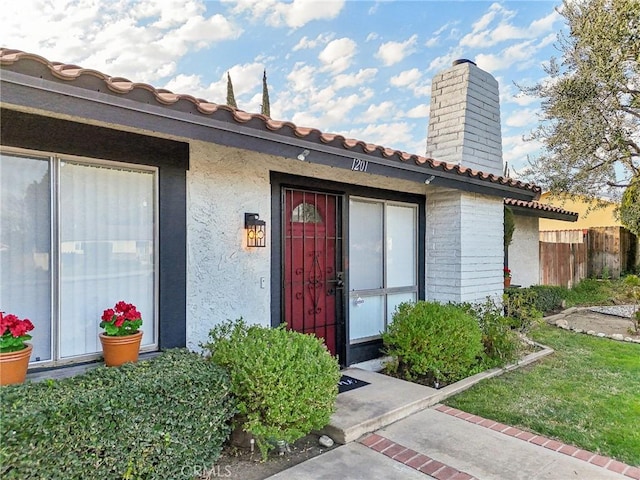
[444,325,640,466]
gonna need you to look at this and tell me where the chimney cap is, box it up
[452,58,476,67]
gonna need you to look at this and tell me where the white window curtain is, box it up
[0,153,52,362]
[348,199,417,343]
[1,152,157,363]
[59,161,156,358]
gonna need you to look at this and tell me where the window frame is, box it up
[1,146,160,366]
[348,196,419,344]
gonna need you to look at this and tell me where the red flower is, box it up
[100,301,142,336]
[0,311,35,352]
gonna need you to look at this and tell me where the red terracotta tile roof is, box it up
[0,48,542,197]
[504,198,578,221]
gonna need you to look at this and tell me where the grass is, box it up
[444,324,640,466]
[565,277,638,307]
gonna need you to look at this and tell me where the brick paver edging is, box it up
[435,404,640,480]
[359,433,478,480]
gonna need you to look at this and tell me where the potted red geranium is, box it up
[0,311,35,385]
[504,267,512,288]
[99,301,143,367]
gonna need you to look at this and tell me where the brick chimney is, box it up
[425,59,505,304]
[426,59,503,176]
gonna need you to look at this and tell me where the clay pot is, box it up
[99,331,143,367]
[0,343,33,386]
[504,277,511,288]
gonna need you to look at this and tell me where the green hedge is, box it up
[382,301,483,386]
[0,349,236,480]
[528,285,569,314]
[203,319,340,460]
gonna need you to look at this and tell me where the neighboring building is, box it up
[539,192,623,230]
[538,193,638,280]
[1,50,542,370]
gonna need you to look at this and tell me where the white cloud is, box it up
[427,46,466,72]
[366,32,379,42]
[390,69,430,97]
[476,37,552,72]
[224,0,345,29]
[292,33,334,51]
[361,101,396,123]
[164,73,211,99]
[500,83,539,107]
[163,61,264,107]
[318,37,357,74]
[433,20,459,36]
[390,68,422,87]
[0,0,242,84]
[471,3,506,32]
[376,34,418,66]
[505,108,539,128]
[286,62,318,92]
[405,104,430,119]
[425,36,440,48]
[342,122,415,151]
[333,68,378,90]
[460,3,560,48]
[503,134,542,171]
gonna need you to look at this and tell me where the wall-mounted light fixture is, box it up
[424,175,435,185]
[244,213,266,247]
[297,149,310,161]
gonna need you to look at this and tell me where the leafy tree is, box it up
[504,206,515,248]
[226,72,237,109]
[621,180,640,235]
[523,0,639,215]
[261,69,270,117]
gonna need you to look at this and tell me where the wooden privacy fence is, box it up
[539,227,638,288]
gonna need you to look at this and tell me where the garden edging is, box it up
[545,307,640,344]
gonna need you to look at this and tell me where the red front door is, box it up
[283,189,342,357]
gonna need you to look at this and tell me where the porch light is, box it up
[245,213,266,248]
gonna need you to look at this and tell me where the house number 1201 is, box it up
[351,158,369,172]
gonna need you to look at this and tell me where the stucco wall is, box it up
[539,193,620,230]
[426,188,504,303]
[186,140,429,350]
[510,215,539,287]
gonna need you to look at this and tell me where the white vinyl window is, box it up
[348,198,418,343]
[0,150,157,364]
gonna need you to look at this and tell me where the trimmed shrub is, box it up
[0,349,235,480]
[382,301,483,386]
[202,319,340,460]
[503,288,543,332]
[529,285,569,314]
[462,299,520,367]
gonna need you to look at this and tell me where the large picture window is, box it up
[0,150,157,364]
[348,198,418,343]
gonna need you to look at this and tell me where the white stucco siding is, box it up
[186,140,430,350]
[186,142,272,350]
[510,215,539,288]
[427,188,503,303]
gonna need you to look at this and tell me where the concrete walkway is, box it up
[268,367,639,480]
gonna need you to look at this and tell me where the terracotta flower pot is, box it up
[504,277,511,288]
[99,331,143,367]
[0,343,33,386]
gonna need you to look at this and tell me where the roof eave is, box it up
[1,67,539,201]
[508,204,579,222]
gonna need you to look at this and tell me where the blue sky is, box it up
[1,0,567,176]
